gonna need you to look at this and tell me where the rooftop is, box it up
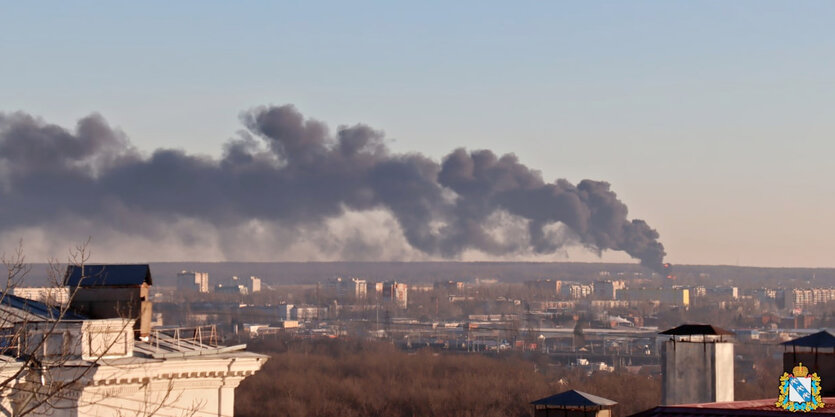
[660,324,733,336]
[630,398,835,416]
[531,390,617,408]
[64,264,153,287]
[134,328,249,359]
[782,330,835,349]
[0,293,87,323]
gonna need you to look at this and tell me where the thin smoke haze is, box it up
[0,105,665,269]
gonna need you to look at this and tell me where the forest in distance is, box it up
[234,336,779,417]
[16,261,832,288]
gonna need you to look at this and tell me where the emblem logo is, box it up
[776,363,824,412]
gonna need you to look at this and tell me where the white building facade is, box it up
[1,265,266,417]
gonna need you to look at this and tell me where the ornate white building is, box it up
[0,265,267,417]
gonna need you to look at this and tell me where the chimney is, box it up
[660,324,734,405]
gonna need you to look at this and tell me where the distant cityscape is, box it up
[4,261,834,416]
[113,263,834,379]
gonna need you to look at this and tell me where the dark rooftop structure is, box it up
[782,330,835,397]
[660,324,733,336]
[64,264,152,287]
[782,330,835,349]
[531,390,617,417]
[64,264,153,338]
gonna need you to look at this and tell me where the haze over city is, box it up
[3,1,835,267]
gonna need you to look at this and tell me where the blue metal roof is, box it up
[782,330,835,348]
[64,264,152,287]
[0,293,87,320]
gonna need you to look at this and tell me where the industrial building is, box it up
[215,275,261,295]
[617,288,690,306]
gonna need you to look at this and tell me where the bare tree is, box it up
[0,241,200,417]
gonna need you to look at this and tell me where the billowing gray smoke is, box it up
[0,105,665,269]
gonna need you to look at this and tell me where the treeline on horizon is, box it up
[234,336,663,417]
[151,262,832,288]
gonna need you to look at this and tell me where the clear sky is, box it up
[2,1,835,267]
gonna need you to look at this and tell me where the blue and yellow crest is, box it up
[776,363,824,412]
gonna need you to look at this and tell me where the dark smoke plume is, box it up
[0,105,665,269]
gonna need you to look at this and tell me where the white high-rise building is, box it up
[177,270,209,293]
[382,281,408,309]
[248,276,262,293]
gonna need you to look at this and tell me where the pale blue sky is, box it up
[2,1,835,266]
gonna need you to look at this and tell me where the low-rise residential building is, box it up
[435,281,465,292]
[292,305,327,321]
[707,286,738,300]
[215,283,248,295]
[215,275,260,295]
[525,279,560,296]
[11,286,70,306]
[410,284,433,292]
[590,300,631,310]
[617,288,690,306]
[561,282,594,299]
